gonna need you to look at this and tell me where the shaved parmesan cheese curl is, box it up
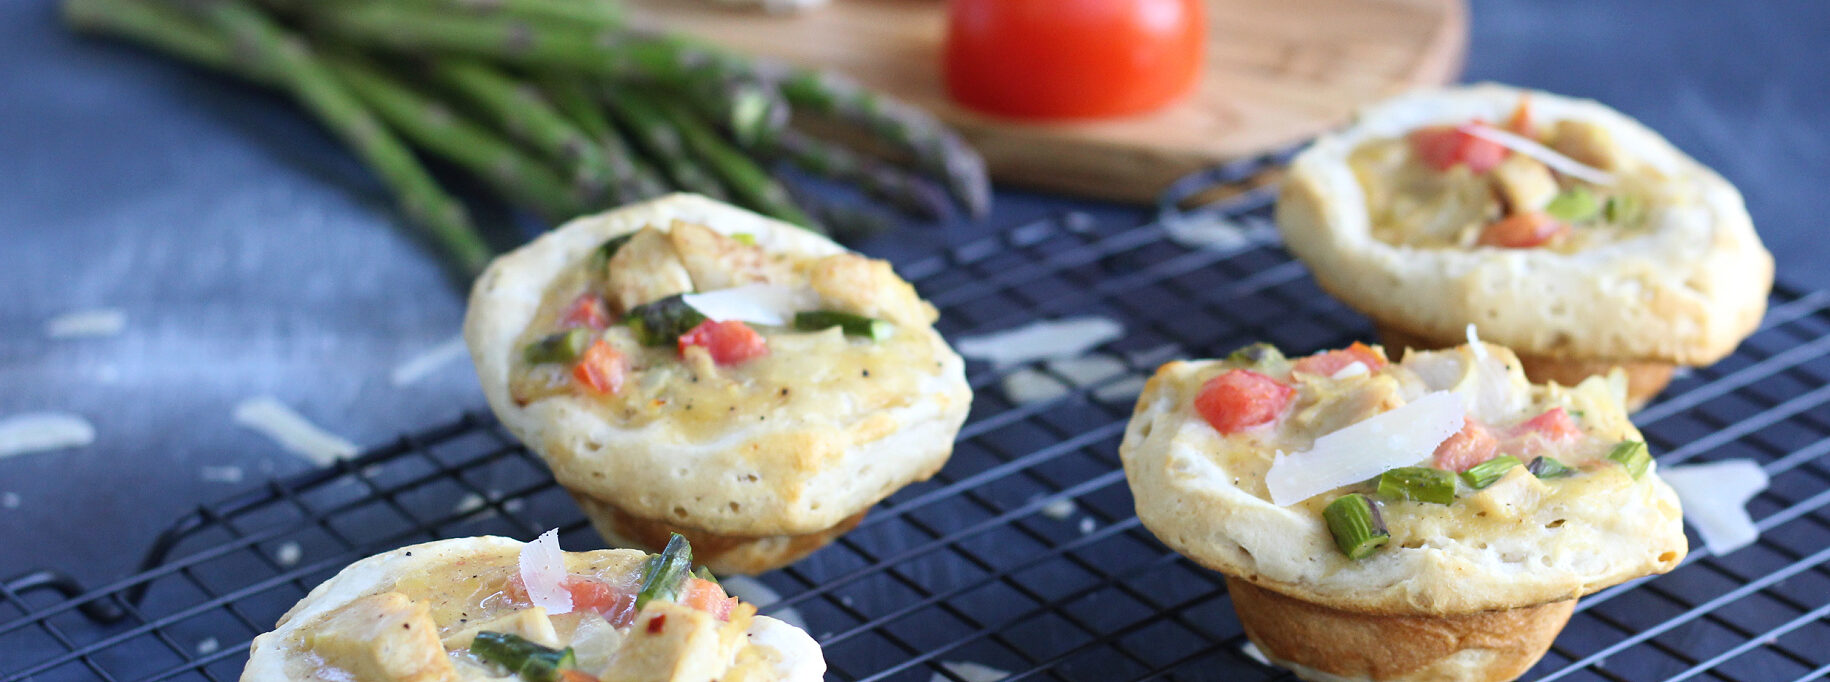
[1266,391,1465,506]
[1662,459,1768,555]
[518,530,573,615]
[1460,124,1617,185]
[683,284,799,326]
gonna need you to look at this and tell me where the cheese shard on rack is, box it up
[518,529,573,615]
[683,284,798,327]
[1266,391,1465,506]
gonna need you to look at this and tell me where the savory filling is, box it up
[507,221,941,442]
[1186,342,1651,560]
[1348,96,1664,253]
[287,535,782,682]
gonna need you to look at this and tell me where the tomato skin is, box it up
[1292,342,1388,378]
[1517,407,1580,441]
[572,340,628,395]
[1478,211,1570,248]
[944,0,1204,119]
[681,577,737,621]
[1433,418,1500,472]
[503,576,639,627]
[560,293,610,330]
[677,320,769,366]
[1410,124,1508,173]
[1194,370,1294,434]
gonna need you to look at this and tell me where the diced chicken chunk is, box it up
[667,221,793,291]
[1466,465,1546,521]
[600,602,746,682]
[607,227,695,314]
[439,607,560,651]
[1549,120,1623,171]
[304,592,456,682]
[807,254,937,328]
[1490,154,1559,213]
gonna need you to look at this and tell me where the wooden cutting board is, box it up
[627,0,1467,203]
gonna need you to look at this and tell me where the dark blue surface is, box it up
[1,0,1825,589]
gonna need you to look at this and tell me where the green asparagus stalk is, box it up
[185,0,493,276]
[326,52,586,221]
[538,76,670,202]
[769,129,950,220]
[427,58,612,206]
[305,5,786,145]
[64,0,255,78]
[602,85,730,202]
[775,69,989,219]
[645,93,817,230]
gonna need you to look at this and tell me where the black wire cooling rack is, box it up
[9,159,1830,682]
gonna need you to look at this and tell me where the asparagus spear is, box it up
[427,58,613,206]
[305,5,786,145]
[768,129,950,220]
[326,52,586,221]
[775,69,989,219]
[185,0,494,276]
[645,93,817,230]
[538,76,670,202]
[602,85,730,201]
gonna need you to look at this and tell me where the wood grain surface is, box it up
[627,0,1468,203]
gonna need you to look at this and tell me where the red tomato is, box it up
[1194,370,1294,434]
[558,670,601,682]
[1517,407,1581,441]
[944,0,1204,119]
[1433,418,1500,472]
[677,320,769,366]
[1410,124,1508,173]
[572,340,628,395]
[1477,212,1570,248]
[560,293,609,330]
[503,576,638,627]
[1292,342,1388,378]
[681,577,737,621]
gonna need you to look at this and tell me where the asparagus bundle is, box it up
[62,0,991,276]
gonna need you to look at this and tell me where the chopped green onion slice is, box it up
[793,310,893,341]
[470,631,576,682]
[522,328,591,365]
[731,232,757,246]
[635,533,694,609]
[1544,187,1601,223]
[1528,456,1575,479]
[1323,493,1390,560]
[1460,455,1523,489]
[1607,440,1651,479]
[1376,466,1457,505]
[588,233,636,273]
[693,565,718,585]
[1603,194,1642,224]
[1225,342,1285,368]
[627,295,707,346]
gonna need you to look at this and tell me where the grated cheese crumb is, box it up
[200,465,244,484]
[390,335,469,386]
[932,661,1010,682]
[275,541,303,567]
[1240,641,1270,666]
[46,308,126,338]
[232,397,357,466]
[1078,518,1096,535]
[196,637,219,655]
[0,412,96,460]
[1039,496,1077,521]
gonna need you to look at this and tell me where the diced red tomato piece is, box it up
[1477,211,1570,249]
[1291,342,1388,378]
[560,293,610,330]
[1517,407,1581,441]
[1194,369,1295,434]
[677,320,769,366]
[502,575,639,627]
[1410,123,1508,173]
[1506,95,1534,137]
[559,670,601,682]
[572,340,628,395]
[681,577,737,621]
[1433,418,1500,472]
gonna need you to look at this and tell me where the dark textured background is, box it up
[1,0,1824,587]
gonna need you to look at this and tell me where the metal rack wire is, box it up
[7,159,1830,682]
